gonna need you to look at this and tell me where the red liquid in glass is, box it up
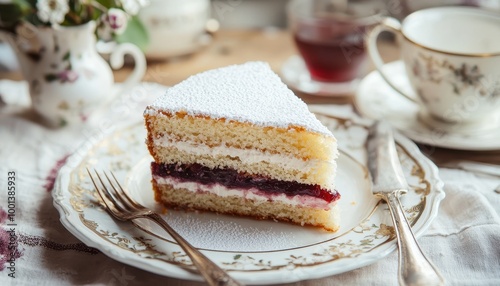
[294,19,368,82]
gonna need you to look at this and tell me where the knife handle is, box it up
[384,191,445,286]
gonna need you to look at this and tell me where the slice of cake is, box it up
[144,62,340,231]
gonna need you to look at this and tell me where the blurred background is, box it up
[2,0,500,68]
[1,0,499,71]
[210,0,499,28]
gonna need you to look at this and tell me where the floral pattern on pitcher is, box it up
[44,52,79,84]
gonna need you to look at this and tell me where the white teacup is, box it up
[367,7,500,131]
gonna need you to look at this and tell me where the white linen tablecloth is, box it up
[0,81,499,285]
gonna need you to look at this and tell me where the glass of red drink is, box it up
[287,0,382,86]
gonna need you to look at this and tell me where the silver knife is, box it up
[367,121,444,286]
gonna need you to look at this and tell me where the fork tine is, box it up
[102,171,135,212]
[92,169,129,215]
[110,171,143,209]
[86,168,119,216]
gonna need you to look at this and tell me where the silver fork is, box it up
[87,169,243,286]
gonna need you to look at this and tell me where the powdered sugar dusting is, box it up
[146,62,333,136]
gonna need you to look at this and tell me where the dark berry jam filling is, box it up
[151,162,340,203]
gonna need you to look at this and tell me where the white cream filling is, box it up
[154,175,336,210]
[153,135,335,171]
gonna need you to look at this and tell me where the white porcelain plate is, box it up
[354,61,500,151]
[53,113,444,284]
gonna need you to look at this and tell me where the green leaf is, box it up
[95,0,116,10]
[62,51,71,61]
[14,0,35,10]
[114,15,149,52]
[59,117,68,127]
[45,74,58,82]
[22,0,37,8]
[233,254,241,260]
[0,4,23,28]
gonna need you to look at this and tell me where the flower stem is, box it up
[66,11,82,25]
[89,1,108,13]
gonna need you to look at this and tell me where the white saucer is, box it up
[354,61,500,151]
[280,55,359,96]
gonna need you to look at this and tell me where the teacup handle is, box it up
[97,41,146,96]
[366,17,418,104]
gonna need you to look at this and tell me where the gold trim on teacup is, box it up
[402,34,500,58]
[400,7,500,58]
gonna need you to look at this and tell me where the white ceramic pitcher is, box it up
[1,21,146,127]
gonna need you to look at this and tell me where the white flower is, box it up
[120,0,150,15]
[104,8,128,35]
[36,0,70,25]
[97,8,128,41]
